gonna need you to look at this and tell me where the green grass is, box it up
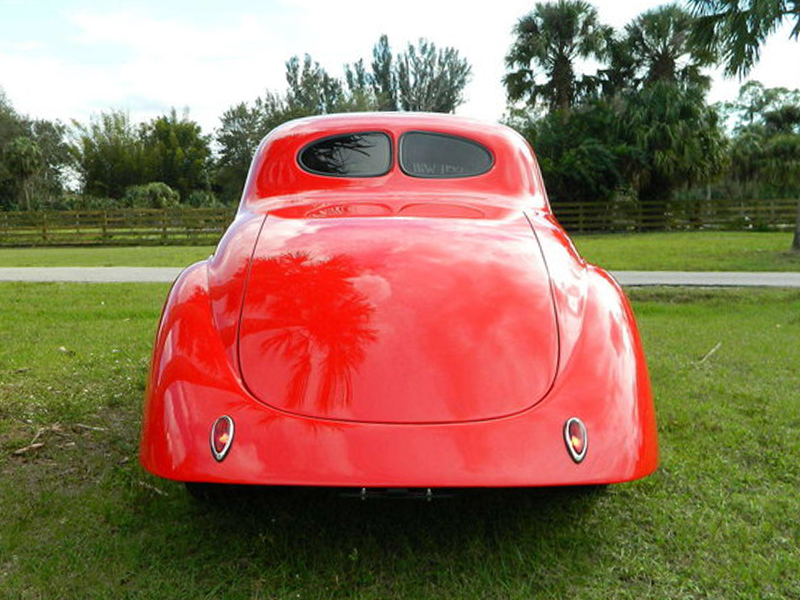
[1,283,800,599]
[1,232,799,272]
[0,245,215,267]
[574,231,800,271]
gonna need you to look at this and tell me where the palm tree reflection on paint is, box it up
[254,252,378,411]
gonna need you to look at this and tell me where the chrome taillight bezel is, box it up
[564,417,588,463]
[210,415,235,462]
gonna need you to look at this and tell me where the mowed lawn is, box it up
[0,283,798,599]
[1,231,799,271]
[0,245,215,268]
[573,231,800,272]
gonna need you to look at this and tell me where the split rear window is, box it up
[400,132,494,178]
[298,130,494,179]
[299,132,392,177]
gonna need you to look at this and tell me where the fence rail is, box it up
[0,208,234,247]
[551,198,799,233]
[0,200,797,247]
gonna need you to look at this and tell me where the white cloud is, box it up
[0,0,798,137]
[1,6,288,131]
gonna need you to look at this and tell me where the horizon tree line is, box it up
[0,2,798,247]
[0,34,472,211]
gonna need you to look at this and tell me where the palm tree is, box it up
[624,4,715,89]
[690,0,800,77]
[690,0,800,250]
[622,82,727,229]
[504,0,610,113]
[5,136,43,210]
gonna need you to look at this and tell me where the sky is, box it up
[1,0,799,135]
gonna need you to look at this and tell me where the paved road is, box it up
[1,267,800,287]
[612,271,800,287]
[0,267,182,283]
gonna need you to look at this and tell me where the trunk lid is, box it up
[238,213,558,423]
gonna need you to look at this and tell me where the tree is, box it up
[215,36,474,201]
[1,90,71,210]
[395,38,472,112]
[0,91,30,208]
[370,35,397,110]
[141,109,212,199]
[504,0,609,112]
[72,110,145,199]
[348,35,471,113]
[343,59,378,110]
[690,0,800,77]
[4,136,43,210]
[624,4,714,88]
[723,80,800,127]
[214,93,298,203]
[621,82,727,229]
[285,55,344,114]
[517,100,636,211]
[590,7,722,229]
[598,34,638,98]
[29,119,72,207]
[690,1,800,249]
[727,126,766,195]
[721,83,800,241]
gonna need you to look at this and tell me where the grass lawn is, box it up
[573,230,800,272]
[1,283,799,599]
[1,231,799,272]
[0,245,215,267]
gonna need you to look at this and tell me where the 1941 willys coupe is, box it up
[140,113,658,495]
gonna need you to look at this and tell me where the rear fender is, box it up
[541,264,659,478]
[140,263,245,475]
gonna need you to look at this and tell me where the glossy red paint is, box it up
[140,113,658,488]
[238,213,559,423]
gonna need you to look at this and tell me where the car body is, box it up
[140,112,658,490]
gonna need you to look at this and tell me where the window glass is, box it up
[299,132,391,177]
[400,132,493,178]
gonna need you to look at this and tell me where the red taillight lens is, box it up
[210,416,234,462]
[564,417,587,463]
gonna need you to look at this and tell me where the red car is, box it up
[140,113,658,496]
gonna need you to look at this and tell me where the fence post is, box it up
[41,212,48,243]
[161,209,167,243]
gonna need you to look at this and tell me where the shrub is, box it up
[185,190,223,208]
[123,182,179,209]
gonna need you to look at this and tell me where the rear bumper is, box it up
[141,377,657,487]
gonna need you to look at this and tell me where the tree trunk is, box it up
[638,180,671,231]
[792,199,800,252]
[24,180,32,211]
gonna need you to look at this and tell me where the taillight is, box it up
[564,417,587,463]
[210,415,234,462]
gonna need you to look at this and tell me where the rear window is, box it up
[400,132,494,178]
[299,132,392,177]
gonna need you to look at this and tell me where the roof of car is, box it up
[240,112,549,213]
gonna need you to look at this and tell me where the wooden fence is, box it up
[551,198,799,233]
[0,200,797,247]
[0,208,234,247]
